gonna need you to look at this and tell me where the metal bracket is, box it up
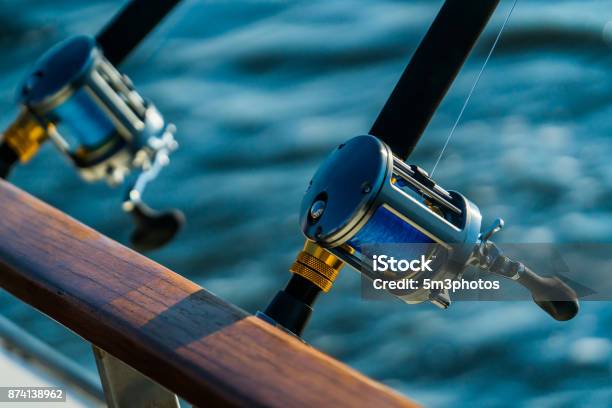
[92,346,179,408]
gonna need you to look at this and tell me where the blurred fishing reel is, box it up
[290,135,578,321]
[2,35,183,251]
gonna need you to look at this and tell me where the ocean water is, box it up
[0,0,611,406]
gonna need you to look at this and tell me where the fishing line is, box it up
[429,0,518,177]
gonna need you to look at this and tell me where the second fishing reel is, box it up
[264,135,578,335]
[2,35,183,251]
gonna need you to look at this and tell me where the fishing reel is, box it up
[263,135,578,335]
[1,35,183,251]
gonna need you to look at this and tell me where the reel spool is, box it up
[6,35,183,250]
[293,135,578,322]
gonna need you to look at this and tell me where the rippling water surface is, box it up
[0,0,611,406]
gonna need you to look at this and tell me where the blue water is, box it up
[1,0,611,406]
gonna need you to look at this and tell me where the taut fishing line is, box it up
[430,0,518,177]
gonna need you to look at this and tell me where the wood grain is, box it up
[0,180,418,408]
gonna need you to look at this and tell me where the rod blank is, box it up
[96,0,182,66]
[370,0,500,160]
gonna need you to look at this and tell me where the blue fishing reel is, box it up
[298,135,578,321]
[15,35,183,250]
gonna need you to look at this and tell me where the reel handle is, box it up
[516,266,579,321]
[478,220,579,321]
[127,201,184,252]
[122,135,181,252]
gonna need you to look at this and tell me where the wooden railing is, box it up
[0,180,418,407]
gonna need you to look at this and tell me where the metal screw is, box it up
[310,200,326,220]
[362,183,372,194]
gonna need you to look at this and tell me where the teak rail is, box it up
[0,180,417,407]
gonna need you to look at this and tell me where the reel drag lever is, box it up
[472,219,579,321]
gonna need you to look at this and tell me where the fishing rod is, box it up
[0,0,183,251]
[259,0,579,337]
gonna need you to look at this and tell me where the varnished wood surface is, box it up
[0,180,418,408]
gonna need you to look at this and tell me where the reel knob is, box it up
[476,223,579,321]
[127,201,184,252]
[515,266,579,321]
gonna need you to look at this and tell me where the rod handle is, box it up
[128,201,184,251]
[517,267,579,321]
[0,143,18,179]
[262,289,314,337]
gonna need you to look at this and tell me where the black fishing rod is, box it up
[370,0,500,158]
[260,0,579,337]
[0,0,184,251]
[96,0,181,66]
